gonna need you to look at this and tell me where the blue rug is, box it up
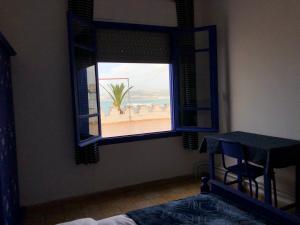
[127,194,277,225]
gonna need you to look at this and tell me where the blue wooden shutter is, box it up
[174,26,219,133]
[96,27,171,63]
[67,13,101,163]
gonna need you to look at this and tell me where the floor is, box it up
[23,177,200,225]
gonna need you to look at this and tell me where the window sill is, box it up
[98,130,181,146]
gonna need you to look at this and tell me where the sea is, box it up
[100,98,170,115]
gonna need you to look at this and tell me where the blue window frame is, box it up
[68,12,219,148]
[173,26,219,132]
[68,13,102,148]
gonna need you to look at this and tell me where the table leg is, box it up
[264,171,272,204]
[237,158,243,192]
[296,161,300,214]
[209,153,215,180]
[264,154,272,205]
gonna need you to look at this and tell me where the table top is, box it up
[200,131,300,167]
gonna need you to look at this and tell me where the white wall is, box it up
[218,0,300,140]
[0,0,204,206]
[196,0,300,201]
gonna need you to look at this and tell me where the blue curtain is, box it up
[69,0,100,164]
[175,0,199,150]
[0,33,20,225]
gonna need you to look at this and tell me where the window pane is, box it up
[195,52,211,108]
[77,65,98,115]
[195,31,209,49]
[180,110,211,128]
[98,63,172,138]
[178,52,211,109]
[79,116,99,140]
[197,111,212,127]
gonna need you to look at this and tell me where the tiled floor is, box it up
[23,177,200,225]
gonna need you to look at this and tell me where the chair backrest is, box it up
[219,139,247,169]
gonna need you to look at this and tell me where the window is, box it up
[68,13,219,148]
[175,27,219,132]
[98,63,172,138]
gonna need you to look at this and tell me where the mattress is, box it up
[57,193,276,225]
[57,215,137,225]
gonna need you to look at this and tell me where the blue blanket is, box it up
[127,194,277,225]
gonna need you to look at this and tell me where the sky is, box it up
[97,63,171,92]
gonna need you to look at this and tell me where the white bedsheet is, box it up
[57,215,137,225]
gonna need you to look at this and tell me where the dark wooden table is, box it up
[200,131,300,209]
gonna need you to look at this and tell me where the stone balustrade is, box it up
[100,104,171,124]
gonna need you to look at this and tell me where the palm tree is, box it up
[101,83,133,114]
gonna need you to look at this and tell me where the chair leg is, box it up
[224,171,229,185]
[272,173,278,208]
[237,175,243,192]
[253,179,259,199]
[248,178,253,197]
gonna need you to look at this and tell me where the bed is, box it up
[57,180,300,225]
